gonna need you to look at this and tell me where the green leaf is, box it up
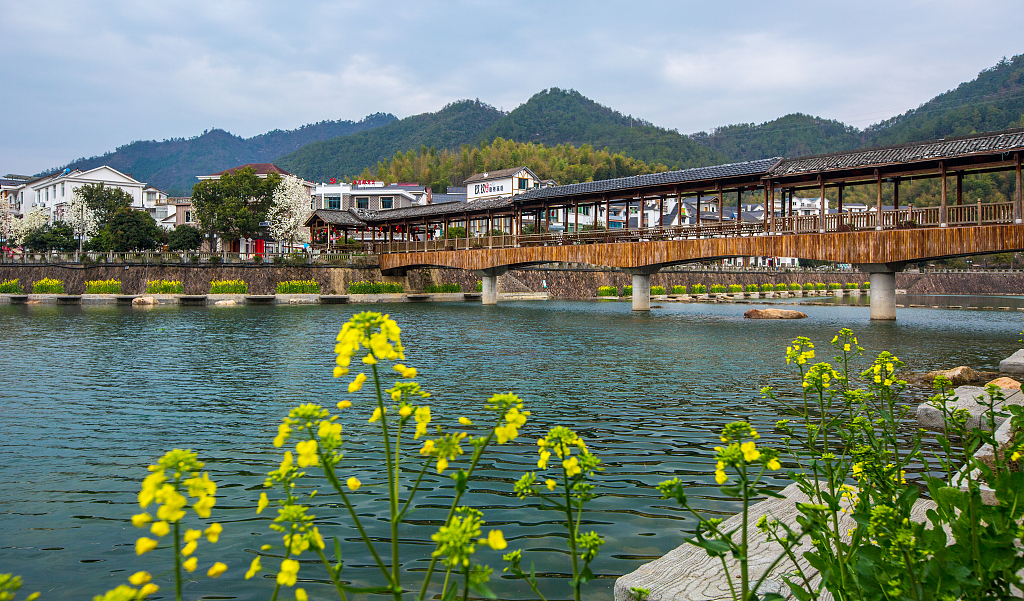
[579,566,596,584]
[469,581,497,599]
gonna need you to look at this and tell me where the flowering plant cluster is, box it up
[31,278,64,294]
[85,279,122,294]
[209,279,247,294]
[145,280,184,294]
[276,279,320,294]
[0,279,24,293]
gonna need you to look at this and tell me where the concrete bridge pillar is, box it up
[858,262,905,321]
[472,267,508,305]
[622,266,661,311]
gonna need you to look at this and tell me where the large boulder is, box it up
[743,308,807,319]
[132,296,159,306]
[214,299,237,306]
[917,385,1024,432]
[999,349,1024,374]
[924,366,979,386]
[988,376,1021,390]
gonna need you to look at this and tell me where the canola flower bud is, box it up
[183,557,198,573]
[207,562,228,578]
[337,400,352,410]
[348,373,367,393]
[399,405,413,418]
[369,407,385,423]
[138,583,159,598]
[182,541,198,556]
[150,521,170,537]
[131,513,152,528]
[257,493,269,514]
[346,477,361,491]
[184,529,202,543]
[458,417,472,426]
[135,537,158,555]
[296,589,308,601]
[128,572,152,586]
[420,439,436,455]
[545,479,557,491]
[245,556,262,579]
[332,365,348,378]
[205,523,223,543]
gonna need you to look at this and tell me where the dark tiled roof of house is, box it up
[304,209,367,227]
[770,129,1024,176]
[212,163,292,177]
[464,166,531,184]
[509,158,781,203]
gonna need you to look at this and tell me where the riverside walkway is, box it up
[311,129,1024,319]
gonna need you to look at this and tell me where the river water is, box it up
[1,299,1020,600]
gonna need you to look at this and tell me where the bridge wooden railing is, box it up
[372,202,1018,254]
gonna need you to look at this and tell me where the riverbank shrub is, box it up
[348,281,403,294]
[710,284,726,294]
[802,283,815,291]
[843,282,859,290]
[728,284,743,293]
[863,281,871,289]
[597,285,618,296]
[85,279,122,294]
[814,282,826,290]
[827,282,840,290]
[277,280,320,294]
[0,279,24,293]
[657,329,1024,601]
[424,283,462,294]
[623,285,633,296]
[789,283,802,291]
[475,281,483,292]
[209,279,247,294]
[671,285,687,294]
[650,285,666,295]
[31,278,64,294]
[146,280,184,294]
[691,284,707,294]
[774,283,787,292]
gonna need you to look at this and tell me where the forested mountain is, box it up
[275,100,506,183]
[353,136,670,192]
[690,114,863,163]
[50,113,396,195]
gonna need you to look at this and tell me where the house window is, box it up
[185,211,192,222]
[380,196,393,209]
[578,206,590,215]
[356,197,369,209]
[61,183,65,196]
[327,196,341,210]
[518,178,528,190]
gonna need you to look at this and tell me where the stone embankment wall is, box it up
[2,263,1021,297]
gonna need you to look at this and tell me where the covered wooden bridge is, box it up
[304,129,1024,319]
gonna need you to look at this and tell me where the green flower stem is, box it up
[562,465,581,601]
[315,545,349,601]
[460,564,471,601]
[268,546,293,601]
[739,451,749,601]
[318,453,394,585]
[368,361,402,600]
[173,520,183,601]
[416,420,499,601]
[397,458,431,521]
[440,563,454,601]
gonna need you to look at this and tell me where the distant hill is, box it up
[50,113,396,195]
[690,114,862,163]
[275,99,506,183]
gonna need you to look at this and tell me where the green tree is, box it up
[96,208,161,251]
[190,167,281,248]
[167,224,203,251]
[76,182,133,225]
[22,222,77,251]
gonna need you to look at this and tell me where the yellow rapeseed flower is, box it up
[277,558,300,586]
[184,529,202,543]
[346,477,361,491]
[139,583,159,598]
[131,513,152,528]
[369,407,385,423]
[257,493,269,514]
[538,450,551,469]
[136,537,158,555]
[193,495,215,519]
[458,417,472,426]
[245,556,262,579]
[296,439,319,467]
[150,521,170,537]
[205,523,222,543]
[182,541,198,556]
[740,441,760,462]
[207,562,228,578]
[545,479,557,491]
[348,373,367,393]
[437,457,449,474]
[337,400,352,410]
[563,456,581,477]
[1012,451,1021,461]
[183,557,198,573]
[420,439,436,455]
[485,529,507,550]
[295,589,308,601]
[128,572,151,586]
[767,458,781,470]
[399,405,413,418]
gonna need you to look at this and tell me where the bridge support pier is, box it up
[858,262,906,321]
[622,266,661,311]
[472,267,508,305]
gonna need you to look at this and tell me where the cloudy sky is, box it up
[3,0,1022,175]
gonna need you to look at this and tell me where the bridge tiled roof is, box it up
[358,195,515,224]
[770,129,1024,176]
[509,158,782,202]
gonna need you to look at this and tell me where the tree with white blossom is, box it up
[63,187,99,251]
[266,175,312,249]
[10,209,49,246]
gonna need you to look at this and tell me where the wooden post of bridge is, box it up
[818,176,826,233]
[659,196,664,228]
[957,172,963,206]
[893,178,899,221]
[737,190,742,226]
[1016,152,1023,223]
[769,183,775,233]
[717,182,723,224]
[940,161,948,227]
[763,185,769,231]
[875,170,883,230]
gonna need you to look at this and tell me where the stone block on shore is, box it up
[924,366,980,386]
[132,296,159,306]
[999,349,1024,374]
[916,386,1024,432]
[743,308,807,319]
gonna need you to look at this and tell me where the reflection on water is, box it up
[0,300,1020,600]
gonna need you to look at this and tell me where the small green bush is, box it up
[146,279,184,294]
[85,279,122,294]
[827,283,841,290]
[623,285,633,296]
[671,285,687,294]
[774,283,787,291]
[843,282,859,290]
[209,279,248,294]
[0,279,24,293]
[650,285,666,295]
[815,283,826,290]
[277,280,320,294]
[862,281,871,290]
[728,284,743,293]
[597,286,618,297]
[475,281,483,293]
[710,284,726,293]
[348,281,404,294]
[691,284,707,294]
[424,283,462,294]
[803,283,816,291]
[789,283,802,291]
[32,278,64,294]
[744,284,759,292]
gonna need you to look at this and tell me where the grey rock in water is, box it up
[132,296,159,306]
[743,308,807,319]
[917,386,1024,432]
[999,349,1024,374]
[214,299,237,306]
